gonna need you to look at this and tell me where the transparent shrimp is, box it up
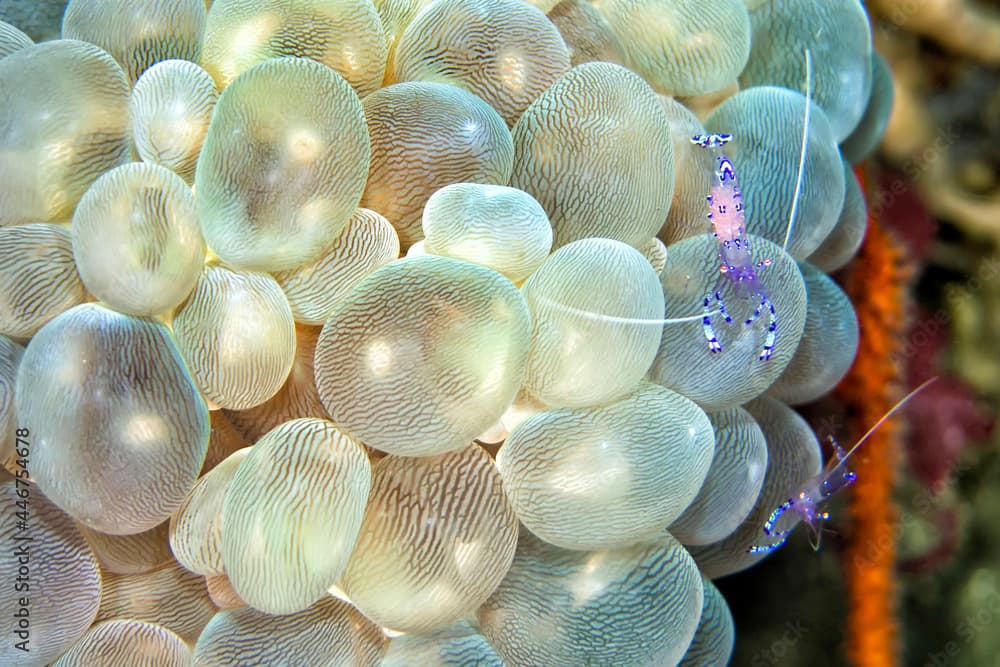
[746,377,938,555]
[690,48,813,361]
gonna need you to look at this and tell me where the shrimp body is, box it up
[747,378,938,555]
[691,133,777,360]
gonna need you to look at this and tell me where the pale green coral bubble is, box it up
[688,395,822,578]
[768,262,859,405]
[657,95,714,245]
[76,521,173,576]
[394,0,570,126]
[131,59,218,183]
[512,61,674,249]
[273,208,400,325]
[0,40,130,224]
[170,448,250,577]
[194,596,386,666]
[807,159,867,272]
[841,52,894,164]
[740,0,873,142]
[381,620,504,667]
[195,56,370,272]
[361,81,514,247]
[478,530,703,666]
[71,162,205,316]
[670,406,767,546]
[679,577,735,666]
[314,255,531,456]
[172,265,296,410]
[422,183,552,282]
[221,418,371,615]
[0,223,87,338]
[95,561,217,643]
[0,19,32,58]
[340,446,518,633]
[0,337,22,471]
[201,0,387,96]
[15,303,210,534]
[705,86,845,259]
[547,0,625,67]
[649,234,807,411]
[522,238,665,407]
[594,0,750,96]
[0,478,101,666]
[53,620,191,667]
[498,382,714,550]
[62,0,206,84]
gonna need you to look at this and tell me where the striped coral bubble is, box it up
[221,418,371,614]
[340,445,518,633]
[0,224,86,339]
[53,620,192,667]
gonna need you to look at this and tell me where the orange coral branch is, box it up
[836,164,914,667]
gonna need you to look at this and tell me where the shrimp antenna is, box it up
[534,295,719,325]
[781,47,812,254]
[829,376,939,473]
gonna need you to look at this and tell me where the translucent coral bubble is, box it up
[0,40,130,224]
[422,183,552,282]
[221,418,371,614]
[341,445,517,632]
[669,407,767,545]
[314,255,531,456]
[649,234,807,411]
[394,0,570,126]
[0,19,32,58]
[740,0,872,142]
[96,561,217,643]
[382,620,503,667]
[274,209,399,324]
[222,324,328,443]
[16,303,210,534]
[0,478,101,666]
[77,521,173,575]
[522,238,664,407]
[72,163,205,316]
[547,0,625,67]
[807,159,866,272]
[171,448,250,576]
[0,337,22,472]
[512,61,674,249]
[62,0,206,84]
[640,236,668,276]
[478,530,702,666]
[172,265,295,410]
[194,596,385,666]
[841,52,894,164]
[131,59,218,183]
[195,56,370,272]
[767,262,859,404]
[499,383,714,550]
[704,86,845,259]
[594,0,750,96]
[688,395,822,577]
[657,96,714,246]
[201,0,387,96]
[679,577,735,666]
[53,620,192,667]
[0,223,86,338]
[205,574,246,610]
[361,81,514,248]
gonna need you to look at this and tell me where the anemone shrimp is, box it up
[747,377,938,554]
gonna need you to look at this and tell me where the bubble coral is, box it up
[51,620,192,667]
[0,18,31,57]
[0,39,130,224]
[200,0,387,96]
[195,56,370,272]
[61,0,206,84]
